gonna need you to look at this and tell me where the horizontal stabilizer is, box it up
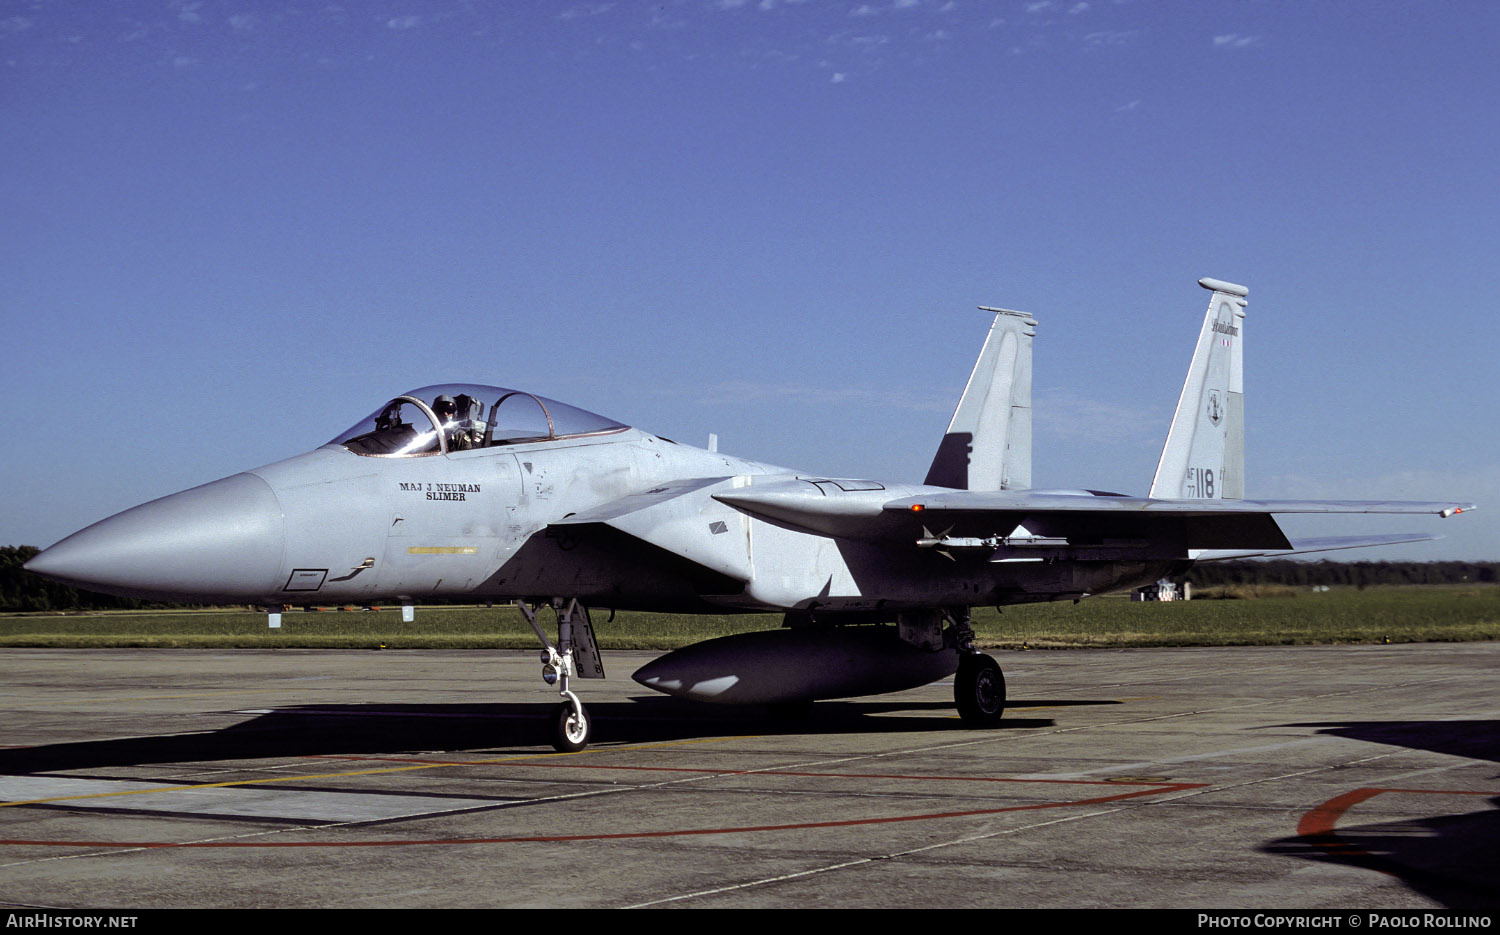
[1191,533,1444,561]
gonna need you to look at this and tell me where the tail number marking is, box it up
[1185,467,1215,498]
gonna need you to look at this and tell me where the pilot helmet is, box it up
[432,394,456,417]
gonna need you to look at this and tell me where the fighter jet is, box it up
[25,278,1472,751]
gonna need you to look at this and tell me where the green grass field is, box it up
[3,586,1497,650]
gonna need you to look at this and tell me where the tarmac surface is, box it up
[1,643,1497,909]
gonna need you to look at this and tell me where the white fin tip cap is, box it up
[1198,277,1249,297]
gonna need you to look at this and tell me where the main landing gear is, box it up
[954,652,1006,727]
[516,599,605,752]
[946,607,1006,727]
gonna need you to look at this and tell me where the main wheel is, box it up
[954,653,1006,727]
[552,700,591,752]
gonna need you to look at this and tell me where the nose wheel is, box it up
[553,696,591,753]
[954,652,1006,726]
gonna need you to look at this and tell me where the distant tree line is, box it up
[4,544,1496,613]
[1184,559,1499,589]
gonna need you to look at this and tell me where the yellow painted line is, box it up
[406,546,478,554]
[1010,695,1159,713]
[0,736,753,809]
[25,689,312,706]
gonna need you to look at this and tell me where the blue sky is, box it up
[3,0,1496,560]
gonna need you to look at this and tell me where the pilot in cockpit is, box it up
[433,394,477,451]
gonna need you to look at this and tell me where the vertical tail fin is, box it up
[925,307,1035,491]
[1149,278,1248,499]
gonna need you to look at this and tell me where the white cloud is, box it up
[1084,30,1137,46]
[1114,99,1140,113]
[228,13,256,31]
[1036,390,1163,444]
[831,71,846,82]
[689,379,952,414]
[559,3,615,19]
[1213,33,1260,48]
[386,15,423,30]
[1069,2,1091,13]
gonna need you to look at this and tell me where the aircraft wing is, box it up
[714,482,1473,554]
[882,492,1472,517]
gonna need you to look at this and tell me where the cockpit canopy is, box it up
[330,383,628,457]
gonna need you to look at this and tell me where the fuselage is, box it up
[25,383,1178,614]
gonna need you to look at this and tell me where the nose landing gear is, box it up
[517,598,604,752]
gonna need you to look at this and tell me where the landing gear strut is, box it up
[516,599,604,752]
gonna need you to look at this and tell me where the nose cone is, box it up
[24,473,285,602]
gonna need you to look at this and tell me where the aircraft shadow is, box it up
[0,697,1099,775]
[1261,720,1500,911]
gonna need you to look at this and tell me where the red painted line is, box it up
[306,755,470,766]
[1296,787,1385,858]
[515,763,1198,787]
[303,755,1201,787]
[1295,786,1496,870]
[0,780,1202,850]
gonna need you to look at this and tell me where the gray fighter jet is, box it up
[26,278,1472,751]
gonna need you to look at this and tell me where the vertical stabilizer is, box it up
[925,307,1035,491]
[1149,278,1248,499]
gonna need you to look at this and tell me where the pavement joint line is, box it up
[1026,735,1343,780]
[66,781,1195,850]
[1025,672,1471,740]
[0,674,1462,811]
[0,739,782,861]
[5,657,1488,873]
[643,756,1320,908]
[0,735,754,809]
[17,688,321,705]
[0,778,665,868]
[1,751,1203,853]
[626,793,1190,908]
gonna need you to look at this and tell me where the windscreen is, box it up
[330,384,628,456]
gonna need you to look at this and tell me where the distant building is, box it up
[1132,578,1190,601]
